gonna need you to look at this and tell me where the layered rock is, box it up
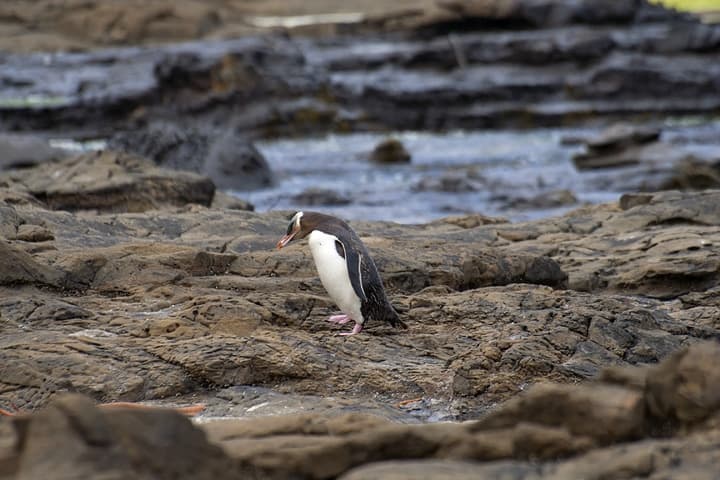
[3,342,720,479]
[2,2,719,135]
[0,188,719,419]
[0,150,215,213]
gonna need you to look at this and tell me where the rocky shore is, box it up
[2,0,720,478]
[2,0,720,138]
[2,148,720,476]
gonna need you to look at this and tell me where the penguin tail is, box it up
[387,306,408,329]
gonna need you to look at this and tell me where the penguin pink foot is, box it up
[339,323,363,336]
[328,314,351,324]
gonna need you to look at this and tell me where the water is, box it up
[238,128,620,224]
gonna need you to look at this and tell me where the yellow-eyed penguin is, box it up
[276,211,407,336]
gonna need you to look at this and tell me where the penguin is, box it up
[276,211,407,336]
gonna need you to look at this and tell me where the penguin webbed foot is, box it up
[338,323,363,336]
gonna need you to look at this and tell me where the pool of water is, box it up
[238,128,619,223]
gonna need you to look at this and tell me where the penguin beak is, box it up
[276,227,299,249]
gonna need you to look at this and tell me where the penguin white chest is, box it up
[307,230,363,322]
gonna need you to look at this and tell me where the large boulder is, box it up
[0,150,215,212]
[109,123,273,190]
[1,394,236,480]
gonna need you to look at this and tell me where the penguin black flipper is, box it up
[334,238,367,303]
[354,241,408,330]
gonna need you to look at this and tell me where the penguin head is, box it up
[276,211,339,249]
[276,211,306,249]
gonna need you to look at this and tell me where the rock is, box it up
[0,134,70,170]
[2,4,719,136]
[108,123,207,172]
[586,124,660,152]
[0,150,215,212]
[15,224,54,242]
[413,174,479,193]
[194,343,720,479]
[211,191,255,211]
[662,158,720,190]
[0,189,717,477]
[109,123,273,190]
[500,189,578,210]
[1,190,720,419]
[572,124,663,169]
[370,138,411,164]
[0,240,65,287]
[646,342,720,424]
[1,394,236,480]
[341,460,539,480]
[204,130,274,190]
[291,188,352,206]
[471,382,645,444]
[618,192,653,210]
[434,0,644,29]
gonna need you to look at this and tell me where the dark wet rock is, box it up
[574,140,686,170]
[2,4,719,137]
[109,123,273,190]
[572,124,720,193]
[291,188,352,206]
[204,130,273,190]
[413,174,479,193]
[500,189,578,210]
[369,138,411,164]
[1,394,236,480]
[662,157,720,191]
[619,192,653,210]
[109,123,206,172]
[573,124,662,169]
[432,0,646,30]
[211,191,255,211]
[584,123,660,152]
[0,134,70,170]
[0,150,215,212]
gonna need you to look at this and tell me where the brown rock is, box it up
[3,394,236,480]
[15,224,54,242]
[471,383,645,444]
[0,150,215,213]
[370,138,411,164]
[0,240,64,287]
[646,342,720,424]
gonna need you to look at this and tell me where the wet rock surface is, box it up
[1,1,720,478]
[109,123,274,190]
[0,188,719,420]
[5,342,720,479]
[2,2,719,136]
